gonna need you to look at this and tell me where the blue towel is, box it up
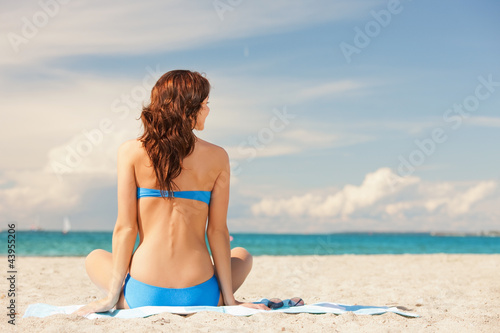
[23,301,419,319]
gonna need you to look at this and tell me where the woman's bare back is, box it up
[127,137,225,288]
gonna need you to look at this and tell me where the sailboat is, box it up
[62,216,71,234]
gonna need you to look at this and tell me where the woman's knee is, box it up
[231,247,253,270]
[85,249,108,271]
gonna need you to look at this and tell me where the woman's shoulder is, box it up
[118,138,143,150]
[196,138,229,161]
[117,139,145,159]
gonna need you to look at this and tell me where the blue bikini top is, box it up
[137,187,211,205]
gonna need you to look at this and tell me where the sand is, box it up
[1,254,499,332]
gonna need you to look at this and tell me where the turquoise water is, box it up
[3,231,500,256]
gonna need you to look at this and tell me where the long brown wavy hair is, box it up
[139,70,210,197]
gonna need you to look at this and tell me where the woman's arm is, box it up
[75,140,138,316]
[107,140,139,300]
[206,148,236,306]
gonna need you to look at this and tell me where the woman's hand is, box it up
[233,299,271,310]
[73,295,119,317]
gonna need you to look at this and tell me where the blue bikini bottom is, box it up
[123,273,221,308]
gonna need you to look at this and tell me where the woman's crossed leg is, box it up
[84,246,253,309]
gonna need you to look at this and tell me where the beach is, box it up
[3,254,499,332]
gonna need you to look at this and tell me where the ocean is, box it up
[3,231,500,256]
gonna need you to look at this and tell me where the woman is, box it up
[76,70,269,315]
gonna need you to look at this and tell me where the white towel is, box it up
[23,301,419,319]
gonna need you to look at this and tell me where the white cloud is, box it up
[387,180,498,217]
[1,0,380,66]
[225,126,374,161]
[296,80,364,100]
[0,66,157,170]
[467,116,500,128]
[281,129,340,145]
[449,181,497,215]
[43,129,136,176]
[0,129,135,228]
[346,119,442,135]
[0,169,113,226]
[252,168,498,222]
[252,168,417,218]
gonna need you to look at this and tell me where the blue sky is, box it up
[1,0,499,232]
